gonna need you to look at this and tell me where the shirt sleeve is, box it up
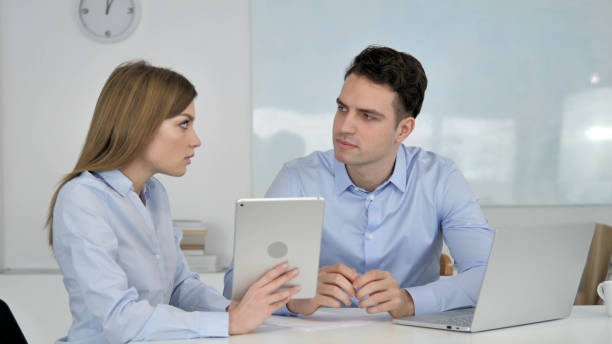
[265,164,301,198]
[169,224,230,312]
[223,264,234,299]
[406,165,495,315]
[53,185,229,343]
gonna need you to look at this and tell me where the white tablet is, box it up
[231,197,324,300]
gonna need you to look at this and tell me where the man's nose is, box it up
[338,111,357,134]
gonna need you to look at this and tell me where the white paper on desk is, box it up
[263,308,391,332]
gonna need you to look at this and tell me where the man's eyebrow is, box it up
[336,97,385,117]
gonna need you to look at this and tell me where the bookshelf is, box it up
[174,220,220,273]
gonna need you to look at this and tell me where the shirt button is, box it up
[369,194,374,201]
[155,254,161,260]
[367,233,373,240]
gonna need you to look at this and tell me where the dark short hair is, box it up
[345,45,428,123]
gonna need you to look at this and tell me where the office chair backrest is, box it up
[574,223,612,305]
[440,253,454,276]
[0,299,28,343]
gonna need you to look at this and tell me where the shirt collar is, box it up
[334,158,353,195]
[141,180,151,201]
[95,169,136,197]
[333,145,407,195]
[388,145,407,193]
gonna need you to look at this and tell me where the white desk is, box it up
[147,307,612,344]
[2,273,610,343]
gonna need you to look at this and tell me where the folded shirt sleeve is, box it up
[223,264,234,299]
[407,165,495,315]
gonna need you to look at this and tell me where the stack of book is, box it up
[174,220,219,273]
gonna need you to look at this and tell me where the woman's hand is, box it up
[228,262,300,335]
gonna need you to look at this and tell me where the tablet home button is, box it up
[267,241,288,258]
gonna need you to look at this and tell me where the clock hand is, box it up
[105,0,115,15]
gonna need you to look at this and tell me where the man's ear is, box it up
[395,116,415,143]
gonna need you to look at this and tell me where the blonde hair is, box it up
[47,61,197,245]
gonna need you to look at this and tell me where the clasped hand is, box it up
[287,264,414,318]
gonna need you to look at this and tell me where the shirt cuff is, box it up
[212,297,231,312]
[199,311,230,337]
[273,303,299,316]
[404,285,439,315]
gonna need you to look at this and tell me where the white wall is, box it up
[0,0,250,269]
[1,1,610,272]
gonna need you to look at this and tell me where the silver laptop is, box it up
[231,197,324,300]
[392,222,594,332]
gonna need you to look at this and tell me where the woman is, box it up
[47,61,300,343]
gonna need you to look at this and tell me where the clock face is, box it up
[78,0,141,43]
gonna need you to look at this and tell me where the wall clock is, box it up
[78,0,141,43]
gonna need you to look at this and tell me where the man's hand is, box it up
[287,264,358,315]
[228,263,300,334]
[353,270,415,318]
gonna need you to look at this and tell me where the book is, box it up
[180,244,205,250]
[174,219,219,272]
[184,253,219,273]
[182,248,206,256]
[174,220,208,251]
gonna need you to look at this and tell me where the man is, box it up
[224,45,494,318]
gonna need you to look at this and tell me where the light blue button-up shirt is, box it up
[53,170,230,343]
[225,145,494,315]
